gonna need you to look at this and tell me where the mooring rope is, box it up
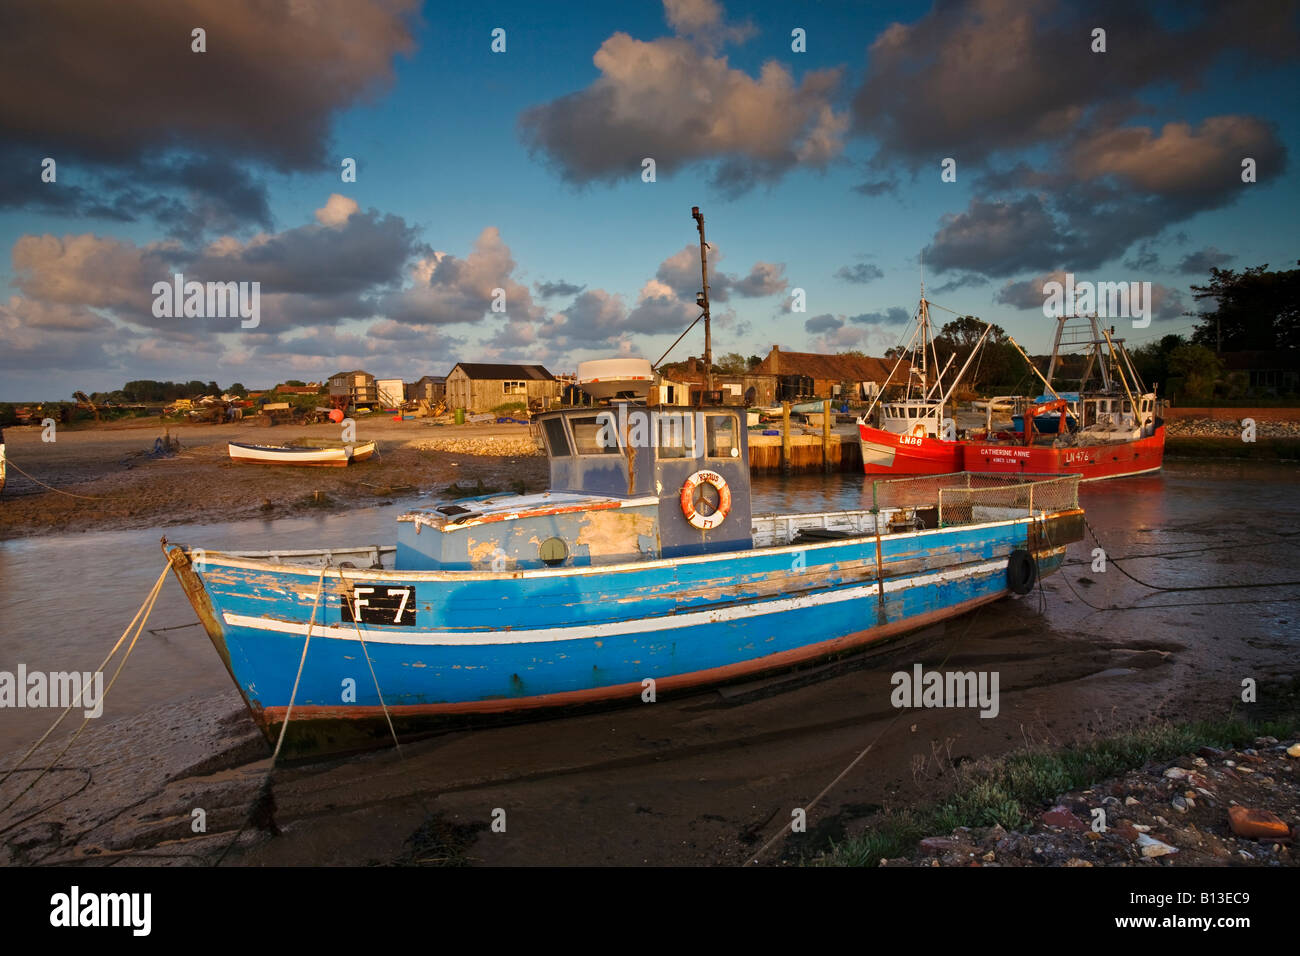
[1082,517,1300,592]
[745,588,991,865]
[337,567,404,756]
[270,565,329,763]
[2,458,109,500]
[0,561,170,818]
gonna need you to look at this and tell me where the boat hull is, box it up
[166,506,1083,757]
[227,440,376,466]
[964,425,1165,481]
[859,423,964,475]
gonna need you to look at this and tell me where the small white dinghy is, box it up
[228,440,376,467]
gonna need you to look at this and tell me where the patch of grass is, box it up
[393,814,487,867]
[813,711,1300,867]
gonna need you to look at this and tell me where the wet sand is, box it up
[0,419,547,541]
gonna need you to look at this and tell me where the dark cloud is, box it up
[856,0,1293,278]
[930,273,990,295]
[1123,240,1163,272]
[535,279,586,299]
[0,0,418,234]
[852,178,897,197]
[995,272,1067,310]
[555,289,631,342]
[834,262,884,284]
[1176,247,1236,275]
[804,313,843,333]
[848,307,911,326]
[852,0,1298,166]
[926,197,1068,277]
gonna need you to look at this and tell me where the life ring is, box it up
[680,469,732,531]
[1007,549,1037,595]
[911,424,926,438]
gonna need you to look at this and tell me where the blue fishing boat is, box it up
[164,400,1085,758]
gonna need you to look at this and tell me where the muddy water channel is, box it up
[1,460,1297,864]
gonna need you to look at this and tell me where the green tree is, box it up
[228,383,248,397]
[1128,334,1185,396]
[934,316,1008,390]
[715,352,749,374]
[1191,262,1300,352]
[1167,343,1222,401]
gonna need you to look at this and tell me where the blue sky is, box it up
[1,0,1297,399]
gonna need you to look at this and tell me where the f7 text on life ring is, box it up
[680,470,732,531]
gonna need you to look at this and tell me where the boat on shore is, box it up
[168,397,1084,758]
[227,440,376,466]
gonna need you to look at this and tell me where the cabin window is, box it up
[503,381,526,395]
[542,418,571,457]
[570,416,620,455]
[1123,400,1132,413]
[706,415,739,458]
[657,413,695,459]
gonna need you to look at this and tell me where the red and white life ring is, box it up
[680,469,732,531]
[911,424,926,438]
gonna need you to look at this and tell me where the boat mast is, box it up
[692,206,713,397]
[1100,326,1139,413]
[1007,336,1061,401]
[918,253,929,400]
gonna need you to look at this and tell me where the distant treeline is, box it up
[91,380,251,403]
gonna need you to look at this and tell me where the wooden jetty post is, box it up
[822,399,832,473]
[781,401,792,476]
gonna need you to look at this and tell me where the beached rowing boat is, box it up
[170,400,1084,757]
[227,440,376,466]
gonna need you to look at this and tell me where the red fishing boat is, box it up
[858,286,992,475]
[964,316,1165,481]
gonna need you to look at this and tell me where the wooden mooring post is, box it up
[822,399,832,474]
[781,401,792,476]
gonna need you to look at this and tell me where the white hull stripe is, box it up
[219,551,1062,647]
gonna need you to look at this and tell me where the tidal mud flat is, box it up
[1,458,1297,866]
[0,419,546,541]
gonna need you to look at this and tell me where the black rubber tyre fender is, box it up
[1007,549,1037,595]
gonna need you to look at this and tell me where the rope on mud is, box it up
[1083,517,1300,593]
[0,561,169,819]
[745,602,991,866]
[210,564,330,867]
[2,458,110,499]
[270,565,329,764]
[337,568,404,757]
[0,767,93,838]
